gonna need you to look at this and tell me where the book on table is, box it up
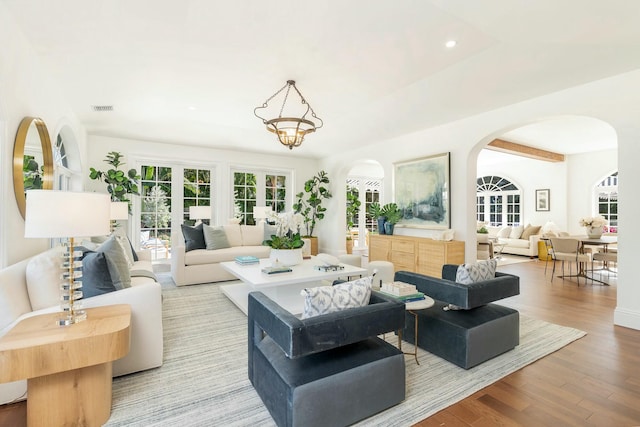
[235,255,259,265]
[261,266,293,274]
[380,281,417,296]
[379,290,425,302]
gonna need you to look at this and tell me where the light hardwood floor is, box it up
[1,258,638,427]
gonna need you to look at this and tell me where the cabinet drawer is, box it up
[391,251,414,267]
[391,240,415,253]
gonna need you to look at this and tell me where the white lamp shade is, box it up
[25,190,111,238]
[253,206,272,219]
[110,201,129,220]
[189,205,210,220]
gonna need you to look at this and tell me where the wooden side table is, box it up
[0,305,131,427]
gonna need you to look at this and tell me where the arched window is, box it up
[476,176,522,226]
[595,172,618,233]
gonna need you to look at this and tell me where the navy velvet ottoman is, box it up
[402,300,519,369]
[395,268,520,369]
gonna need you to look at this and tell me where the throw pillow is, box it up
[25,246,66,311]
[81,251,117,298]
[300,276,372,319]
[112,227,135,267]
[455,259,498,285]
[497,226,512,238]
[96,236,132,290]
[521,225,541,240]
[181,223,206,252]
[203,224,231,250]
[509,225,524,239]
[241,224,264,246]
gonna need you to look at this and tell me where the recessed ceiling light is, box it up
[188,106,197,111]
[445,40,457,48]
[92,105,114,112]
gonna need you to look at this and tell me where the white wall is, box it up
[0,4,88,267]
[320,70,640,331]
[85,135,320,247]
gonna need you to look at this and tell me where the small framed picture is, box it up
[536,189,550,212]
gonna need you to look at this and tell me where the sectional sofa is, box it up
[0,238,163,405]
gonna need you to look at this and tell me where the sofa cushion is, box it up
[241,225,264,246]
[96,236,132,290]
[455,259,497,285]
[203,224,231,250]
[112,227,136,267]
[224,224,243,247]
[81,251,118,298]
[497,227,511,238]
[509,225,524,239]
[300,276,373,319]
[521,224,541,240]
[501,238,531,248]
[26,246,65,311]
[181,223,206,252]
[184,246,271,265]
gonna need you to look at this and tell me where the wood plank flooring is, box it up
[1,258,638,427]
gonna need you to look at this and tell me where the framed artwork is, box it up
[536,189,550,211]
[394,152,450,229]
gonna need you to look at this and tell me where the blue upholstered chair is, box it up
[395,266,520,369]
[247,291,406,427]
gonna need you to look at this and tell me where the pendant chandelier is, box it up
[254,80,323,150]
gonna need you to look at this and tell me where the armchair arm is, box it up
[395,270,519,309]
[248,291,404,360]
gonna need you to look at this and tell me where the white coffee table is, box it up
[220,257,368,315]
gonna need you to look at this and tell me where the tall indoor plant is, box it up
[89,151,141,203]
[293,170,332,254]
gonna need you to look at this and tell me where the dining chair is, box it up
[549,238,591,285]
[592,251,618,282]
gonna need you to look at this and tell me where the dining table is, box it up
[579,235,617,285]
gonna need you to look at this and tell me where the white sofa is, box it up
[0,246,163,405]
[486,225,542,257]
[171,223,271,286]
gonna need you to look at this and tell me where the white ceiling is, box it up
[3,0,639,158]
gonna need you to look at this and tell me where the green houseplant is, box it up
[380,203,402,235]
[293,170,332,237]
[89,151,141,202]
[368,202,386,235]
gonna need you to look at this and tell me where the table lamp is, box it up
[110,201,129,231]
[25,190,110,325]
[253,206,271,225]
[189,205,210,225]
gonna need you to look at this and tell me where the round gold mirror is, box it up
[13,117,54,219]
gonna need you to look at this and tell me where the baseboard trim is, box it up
[614,307,640,331]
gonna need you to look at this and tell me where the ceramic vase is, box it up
[586,226,603,239]
[269,248,303,267]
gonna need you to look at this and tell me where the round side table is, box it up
[398,296,435,364]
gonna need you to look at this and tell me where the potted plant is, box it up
[368,202,386,235]
[263,211,305,266]
[477,225,489,243]
[380,203,402,235]
[89,151,141,203]
[293,170,332,254]
[346,185,361,249]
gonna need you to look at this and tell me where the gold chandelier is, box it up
[254,80,323,150]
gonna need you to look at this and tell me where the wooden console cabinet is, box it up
[369,234,465,278]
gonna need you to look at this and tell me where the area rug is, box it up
[105,274,586,427]
[497,254,535,266]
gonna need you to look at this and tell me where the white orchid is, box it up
[578,215,607,228]
[264,211,305,249]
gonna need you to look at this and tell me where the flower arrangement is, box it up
[578,215,607,228]
[263,211,305,249]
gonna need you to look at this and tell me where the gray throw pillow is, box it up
[181,223,206,252]
[203,224,231,250]
[96,236,132,290]
[81,251,117,298]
